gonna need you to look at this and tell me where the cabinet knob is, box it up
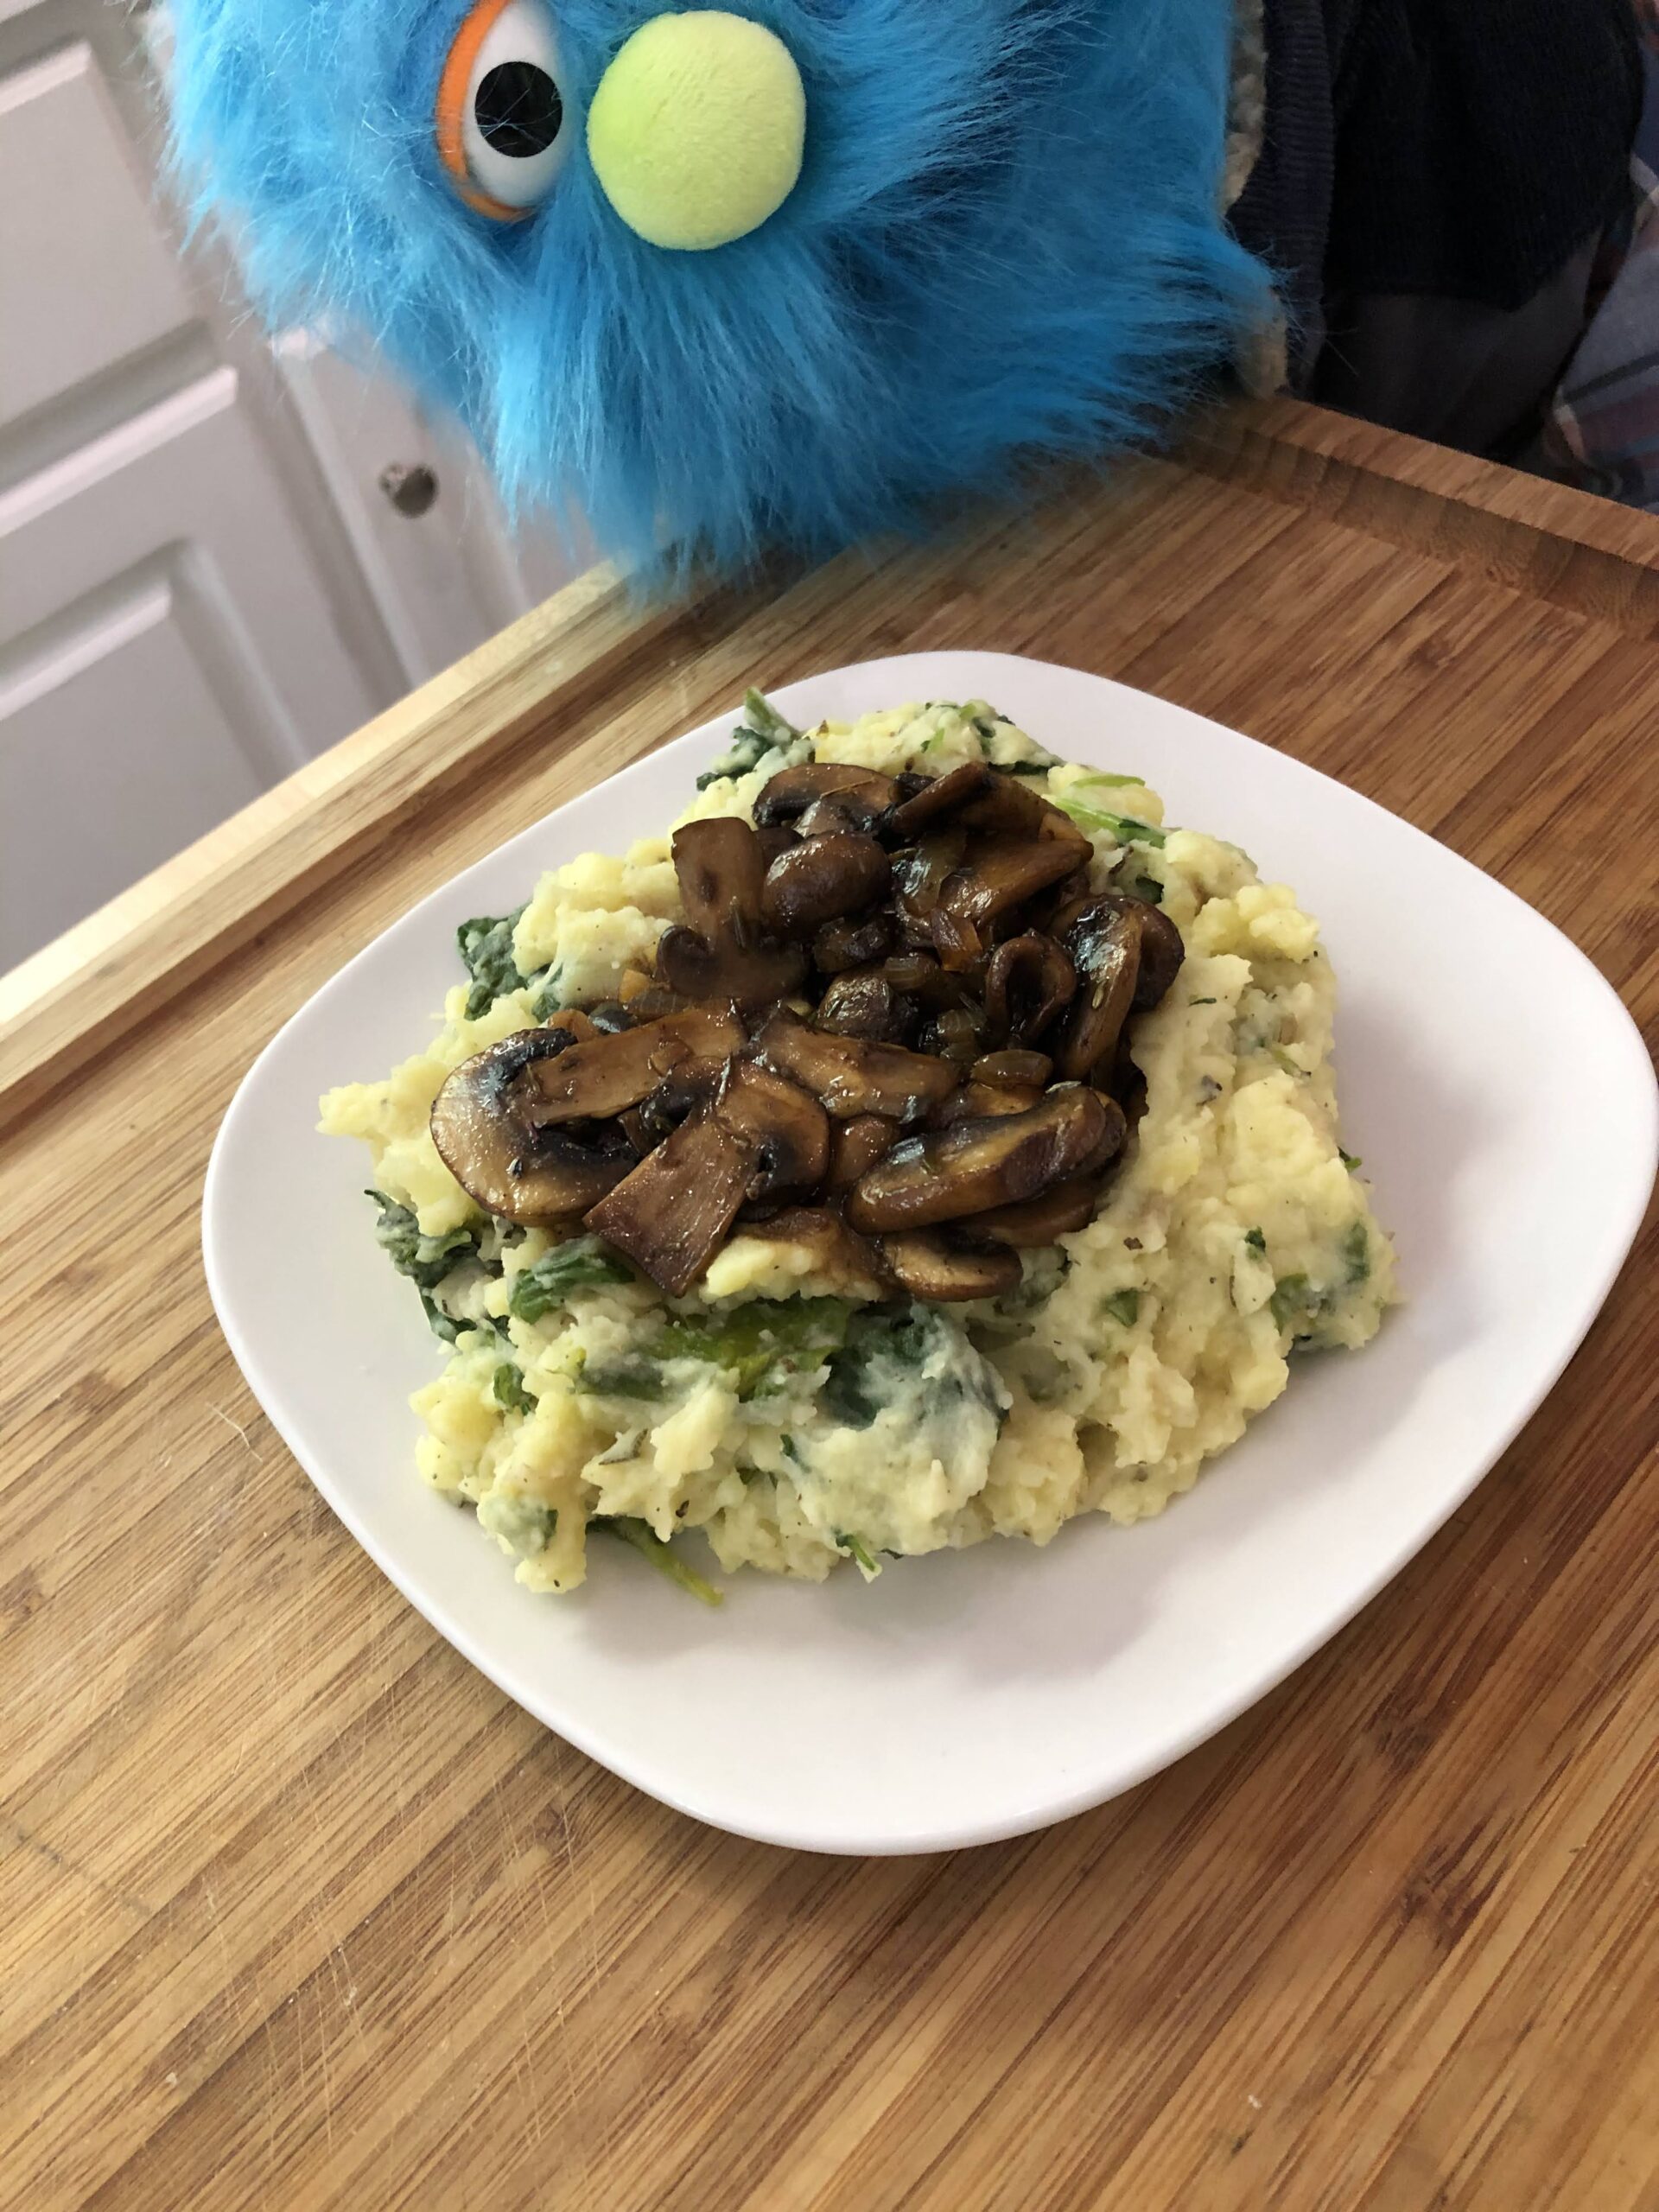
[378,462,439,517]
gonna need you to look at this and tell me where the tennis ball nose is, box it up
[587,10,805,251]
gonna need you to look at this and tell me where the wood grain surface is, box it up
[2,399,1655,2211]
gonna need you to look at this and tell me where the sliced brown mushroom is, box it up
[1052,901,1141,1080]
[1075,1089,1131,1172]
[983,932,1076,1047]
[825,1112,898,1190]
[892,829,968,944]
[754,823,801,868]
[518,1006,744,1126]
[845,1086,1109,1234]
[926,1080,1046,1127]
[1128,899,1185,1008]
[816,970,912,1044]
[583,1105,756,1295]
[713,1060,829,1198]
[671,817,766,939]
[656,817,807,1007]
[812,912,894,975]
[936,833,1089,934]
[753,1007,958,1122]
[969,1176,1103,1245]
[955,769,1071,840]
[430,1031,636,1224]
[875,1231,1021,1302]
[971,1048,1053,1087]
[655,921,805,1008]
[585,1001,633,1034]
[879,760,990,842]
[753,762,897,831]
[929,906,984,972]
[759,831,889,938]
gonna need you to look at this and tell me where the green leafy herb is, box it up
[577,1357,665,1399]
[508,1238,635,1323]
[1343,1221,1371,1284]
[780,1438,804,1468]
[1049,795,1167,847]
[477,1494,556,1554]
[492,1363,536,1414]
[1270,1274,1313,1331]
[529,969,567,1021]
[1339,1149,1363,1172]
[658,1297,852,1400]
[1102,1289,1141,1327]
[1244,1228,1267,1254]
[368,1191,475,1289]
[696,689,799,787]
[455,910,528,1019]
[835,1531,880,1578]
[597,1517,722,1606]
[1125,875,1164,906]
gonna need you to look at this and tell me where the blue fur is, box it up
[168,0,1269,575]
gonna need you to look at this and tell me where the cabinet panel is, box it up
[0,365,381,764]
[0,38,196,426]
[0,557,269,962]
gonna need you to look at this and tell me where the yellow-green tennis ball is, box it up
[587,11,806,251]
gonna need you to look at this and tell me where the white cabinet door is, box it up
[0,0,582,971]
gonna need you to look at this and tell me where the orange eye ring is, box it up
[436,0,524,219]
[437,0,570,221]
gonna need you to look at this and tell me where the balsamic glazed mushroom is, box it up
[430,1031,635,1224]
[429,753,1182,1294]
[875,1231,1022,1302]
[656,817,807,1007]
[845,1087,1113,1235]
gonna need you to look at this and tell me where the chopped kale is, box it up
[492,1363,536,1414]
[596,1517,723,1606]
[1049,794,1167,847]
[455,909,528,1018]
[576,1357,665,1399]
[696,688,799,788]
[1102,1289,1141,1327]
[1270,1274,1323,1332]
[835,1531,880,1578]
[368,1191,481,1341]
[508,1237,635,1322]
[658,1297,852,1401]
[1343,1221,1371,1283]
[1339,1149,1363,1173]
[1244,1228,1268,1254]
[368,1190,476,1289]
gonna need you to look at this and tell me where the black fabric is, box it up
[1229,0,1339,375]
[1230,0,1643,376]
[1325,2,1642,310]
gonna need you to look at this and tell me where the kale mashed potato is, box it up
[321,695,1396,1599]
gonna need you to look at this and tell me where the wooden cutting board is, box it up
[2,398,1655,2212]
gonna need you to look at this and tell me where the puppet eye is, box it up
[436,0,571,220]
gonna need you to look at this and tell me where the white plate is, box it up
[203,653,1657,1854]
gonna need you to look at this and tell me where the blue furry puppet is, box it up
[169,2,1268,574]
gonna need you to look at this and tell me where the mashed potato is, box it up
[321,698,1396,1597]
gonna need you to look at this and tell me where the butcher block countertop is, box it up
[2,398,1655,2212]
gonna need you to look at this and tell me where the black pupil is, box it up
[474,61,563,159]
